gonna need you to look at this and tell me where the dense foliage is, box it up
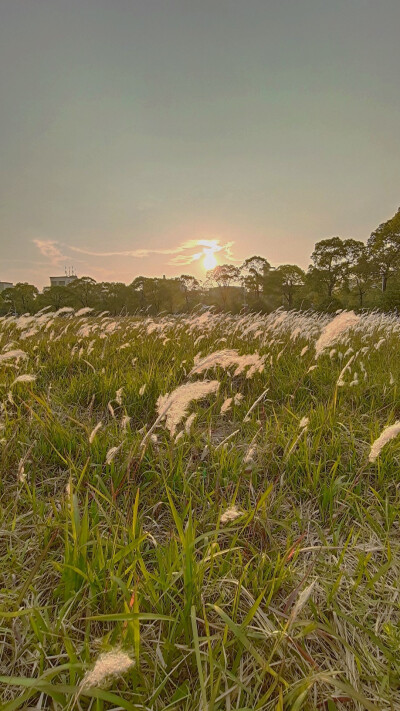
[1,307,400,709]
[2,208,400,315]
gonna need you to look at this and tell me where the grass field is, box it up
[0,307,399,710]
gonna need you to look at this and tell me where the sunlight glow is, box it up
[203,249,218,270]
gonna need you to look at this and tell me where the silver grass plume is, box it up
[80,649,134,691]
[369,421,400,463]
[157,380,219,436]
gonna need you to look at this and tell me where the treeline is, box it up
[2,208,400,316]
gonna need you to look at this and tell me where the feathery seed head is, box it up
[157,380,219,436]
[369,421,400,463]
[80,649,134,690]
[11,374,36,386]
[89,421,103,444]
[220,505,242,524]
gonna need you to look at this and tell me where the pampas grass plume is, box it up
[80,649,134,690]
[369,421,400,463]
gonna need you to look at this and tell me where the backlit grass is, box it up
[0,308,399,710]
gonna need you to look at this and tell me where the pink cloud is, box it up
[32,239,67,265]
[33,238,238,272]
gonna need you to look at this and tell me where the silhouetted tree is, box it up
[240,256,270,299]
[309,237,349,298]
[206,264,240,308]
[368,208,400,292]
[275,264,305,308]
[345,240,373,307]
[179,275,200,310]
[4,209,400,315]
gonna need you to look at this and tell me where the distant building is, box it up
[0,281,13,293]
[49,273,78,288]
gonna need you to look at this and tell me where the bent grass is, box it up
[0,308,399,709]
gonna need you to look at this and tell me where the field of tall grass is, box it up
[0,306,399,710]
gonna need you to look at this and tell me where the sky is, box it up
[1,0,399,289]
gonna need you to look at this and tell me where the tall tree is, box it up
[367,208,400,292]
[240,256,270,299]
[208,264,240,288]
[206,264,240,308]
[344,240,373,308]
[309,237,348,298]
[275,264,305,308]
[179,275,200,310]
[131,276,149,310]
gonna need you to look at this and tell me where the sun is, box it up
[203,249,217,271]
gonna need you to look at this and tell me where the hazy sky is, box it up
[1,0,399,288]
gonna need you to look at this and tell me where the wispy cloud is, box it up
[33,238,237,268]
[67,246,183,258]
[33,240,67,266]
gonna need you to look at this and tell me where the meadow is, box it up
[0,306,399,710]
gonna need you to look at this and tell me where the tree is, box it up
[37,285,73,311]
[240,256,271,299]
[67,277,98,307]
[157,277,182,313]
[131,276,149,311]
[206,264,240,308]
[309,237,349,298]
[275,264,305,308]
[98,282,132,314]
[368,208,400,292]
[130,276,182,314]
[345,240,373,308]
[1,283,38,314]
[179,275,200,310]
[135,277,162,312]
[207,265,240,289]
